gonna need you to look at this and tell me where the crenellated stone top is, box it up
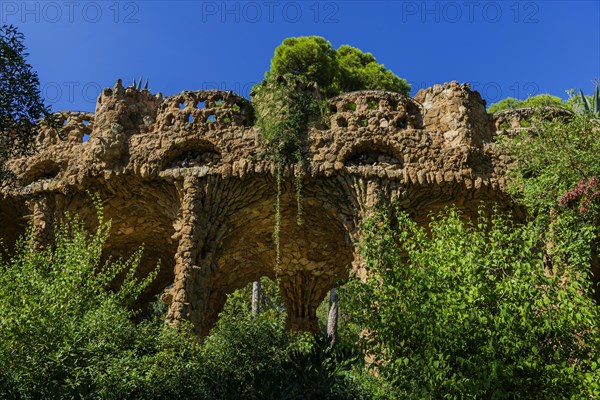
[2,80,516,196]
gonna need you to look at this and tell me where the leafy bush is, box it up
[499,112,600,220]
[488,94,566,113]
[0,206,157,398]
[0,217,371,400]
[198,280,369,399]
[344,208,600,399]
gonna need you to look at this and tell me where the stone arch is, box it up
[275,176,356,331]
[40,179,181,310]
[165,173,356,336]
[161,139,221,170]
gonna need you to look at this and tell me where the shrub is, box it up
[344,208,600,399]
[0,206,156,398]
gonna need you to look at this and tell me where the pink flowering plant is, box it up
[560,176,600,218]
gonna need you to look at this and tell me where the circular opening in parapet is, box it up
[206,115,217,124]
[178,102,185,110]
[196,100,205,109]
[397,117,407,129]
[336,116,348,128]
[344,102,357,112]
[221,114,232,125]
[187,113,194,123]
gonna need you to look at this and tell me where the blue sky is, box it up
[3,0,599,112]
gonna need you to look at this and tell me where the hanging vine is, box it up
[252,73,324,272]
[274,163,282,267]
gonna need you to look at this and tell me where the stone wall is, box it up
[0,80,521,337]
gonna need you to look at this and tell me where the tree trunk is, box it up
[252,280,261,316]
[327,288,338,347]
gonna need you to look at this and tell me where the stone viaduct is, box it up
[0,80,522,337]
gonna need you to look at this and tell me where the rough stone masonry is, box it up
[0,80,526,337]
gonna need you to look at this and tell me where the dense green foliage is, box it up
[270,36,338,90]
[499,112,600,220]
[334,45,410,95]
[0,25,55,178]
[0,206,158,398]
[268,36,410,97]
[487,93,566,113]
[344,208,600,399]
[0,215,372,399]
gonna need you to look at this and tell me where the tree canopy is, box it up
[334,45,410,95]
[487,93,566,113]
[270,36,338,90]
[0,25,53,178]
[268,36,410,97]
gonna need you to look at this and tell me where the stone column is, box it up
[29,195,55,251]
[165,176,207,331]
[165,175,229,338]
[279,272,324,333]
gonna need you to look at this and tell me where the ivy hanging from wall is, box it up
[251,74,326,272]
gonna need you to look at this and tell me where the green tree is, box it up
[270,36,338,90]
[335,45,410,96]
[0,25,54,179]
[344,208,600,399]
[488,93,566,113]
[268,36,410,98]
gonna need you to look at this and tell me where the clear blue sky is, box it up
[3,0,599,112]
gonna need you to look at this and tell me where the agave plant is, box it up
[132,75,149,91]
[579,85,599,118]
